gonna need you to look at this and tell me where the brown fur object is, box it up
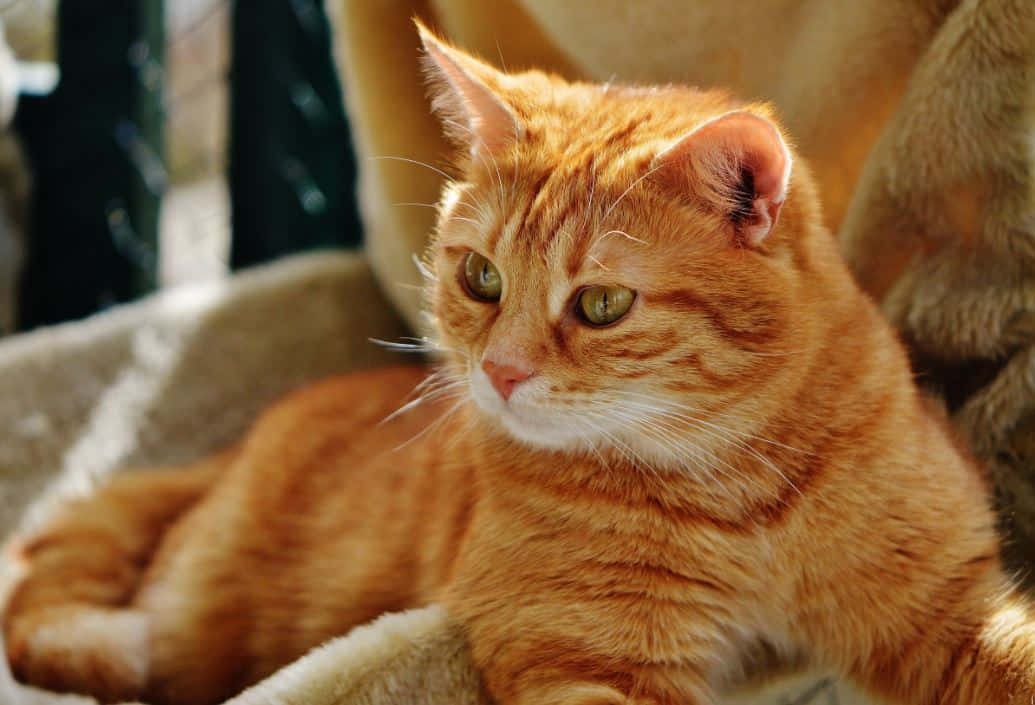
[335,0,1035,566]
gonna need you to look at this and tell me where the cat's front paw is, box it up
[508,680,702,705]
[5,604,150,703]
[509,682,630,705]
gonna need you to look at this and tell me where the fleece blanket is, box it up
[0,252,871,705]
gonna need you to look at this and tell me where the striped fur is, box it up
[5,29,1035,705]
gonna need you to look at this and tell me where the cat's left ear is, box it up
[650,110,791,246]
[417,22,524,158]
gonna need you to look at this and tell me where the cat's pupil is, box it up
[462,252,502,301]
[577,285,635,325]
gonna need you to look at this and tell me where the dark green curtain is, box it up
[14,0,362,331]
[15,0,165,330]
[228,0,361,268]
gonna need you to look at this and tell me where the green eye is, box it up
[462,252,502,302]
[576,285,635,326]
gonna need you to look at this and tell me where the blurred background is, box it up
[0,0,362,335]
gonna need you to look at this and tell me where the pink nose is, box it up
[481,360,534,401]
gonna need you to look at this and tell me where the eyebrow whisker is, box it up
[601,164,663,223]
[601,229,648,245]
[371,155,453,181]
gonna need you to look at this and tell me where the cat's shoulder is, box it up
[249,365,430,434]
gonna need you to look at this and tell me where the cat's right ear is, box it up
[416,22,524,158]
[650,110,792,247]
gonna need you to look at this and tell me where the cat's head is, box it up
[417,26,828,468]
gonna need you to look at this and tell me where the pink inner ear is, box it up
[419,27,523,157]
[652,110,792,246]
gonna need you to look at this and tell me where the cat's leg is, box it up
[3,451,230,703]
[845,569,1035,705]
[501,675,714,705]
[477,643,716,705]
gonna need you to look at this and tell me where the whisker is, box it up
[583,412,657,479]
[381,380,465,426]
[412,253,437,282]
[392,201,439,209]
[381,365,467,426]
[395,199,487,225]
[583,161,597,228]
[613,395,802,496]
[620,409,758,499]
[494,38,508,73]
[579,428,608,466]
[599,405,743,497]
[602,164,663,223]
[441,406,478,453]
[369,337,470,363]
[368,338,432,353]
[393,397,467,452]
[393,282,424,292]
[580,393,765,482]
[371,155,453,181]
[597,229,648,246]
[616,391,811,455]
[441,117,510,210]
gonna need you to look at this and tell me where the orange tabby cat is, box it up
[5,26,1035,705]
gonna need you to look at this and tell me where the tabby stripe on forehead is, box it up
[496,169,553,254]
[566,153,653,276]
[484,226,505,255]
[529,164,587,247]
[563,222,593,278]
[601,116,647,149]
[539,148,600,257]
[524,143,605,251]
[538,184,586,250]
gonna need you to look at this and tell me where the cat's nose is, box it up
[481,360,534,401]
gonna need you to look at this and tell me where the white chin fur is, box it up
[467,371,707,473]
[469,371,588,450]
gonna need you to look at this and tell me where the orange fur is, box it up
[5,29,1035,705]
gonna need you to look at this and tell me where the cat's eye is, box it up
[462,252,502,302]
[576,285,635,326]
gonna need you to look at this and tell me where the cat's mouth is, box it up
[469,367,589,450]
